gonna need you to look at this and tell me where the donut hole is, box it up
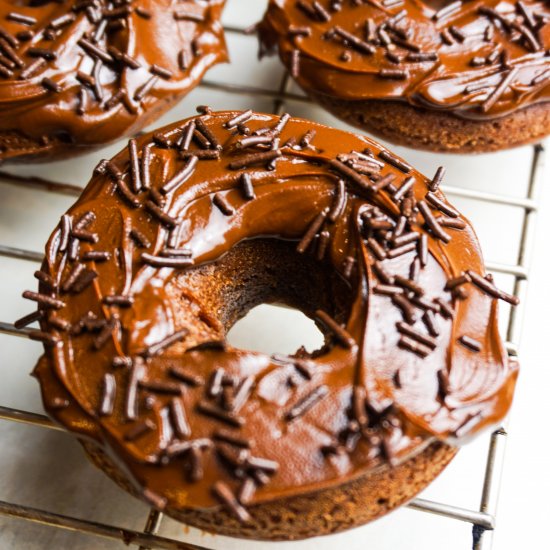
[227,304,324,355]
[172,239,353,357]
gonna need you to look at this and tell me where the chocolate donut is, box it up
[259,0,550,152]
[23,110,518,540]
[0,0,226,163]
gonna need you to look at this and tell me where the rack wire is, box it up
[0,18,546,550]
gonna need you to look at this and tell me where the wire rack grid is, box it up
[0,7,546,550]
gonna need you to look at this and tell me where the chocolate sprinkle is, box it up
[140,145,152,189]
[396,321,437,349]
[482,68,519,112]
[378,150,411,173]
[130,228,151,249]
[113,356,133,369]
[48,397,70,410]
[374,284,404,296]
[22,291,64,310]
[195,118,222,150]
[128,139,142,193]
[116,179,140,207]
[422,310,440,337]
[238,478,257,505]
[41,77,62,93]
[228,149,282,170]
[392,294,417,323]
[142,489,166,511]
[239,173,255,200]
[297,209,328,253]
[208,368,225,398]
[398,335,432,357]
[429,167,446,192]
[20,58,46,79]
[161,155,198,194]
[14,309,43,329]
[170,397,191,438]
[71,268,98,293]
[438,216,466,230]
[352,386,368,426]
[214,430,252,449]
[417,201,451,242]
[212,193,235,216]
[169,366,205,387]
[425,192,459,218]
[48,314,71,332]
[467,270,519,305]
[139,380,182,396]
[212,481,251,523]
[28,330,59,347]
[165,438,212,459]
[34,270,55,290]
[387,241,417,259]
[333,26,375,54]
[458,335,482,352]
[285,385,329,421]
[83,251,110,262]
[197,400,244,428]
[134,75,158,102]
[145,329,189,357]
[315,309,355,348]
[99,373,116,416]
[61,263,86,292]
[378,68,409,80]
[226,110,253,129]
[144,201,177,228]
[329,159,371,191]
[327,179,346,222]
[7,12,37,26]
[228,376,255,413]
[93,316,117,349]
[435,298,454,319]
[125,361,143,421]
[186,446,205,482]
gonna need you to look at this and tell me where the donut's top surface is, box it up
[0,0,226,161]
[260,0,550,120]
[30,110,518,518]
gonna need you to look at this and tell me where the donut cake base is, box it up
[312,93,550,154]
[84,439,455,540]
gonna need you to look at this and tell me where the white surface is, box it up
[0,0,549,548]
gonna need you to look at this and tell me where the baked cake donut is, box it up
[21,110,519,540]
[259,0,550,153]
[0,0,226,163]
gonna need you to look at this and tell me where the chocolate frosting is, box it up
[260,0,550,120]
[0,0,226,161]
[29,110,518,518]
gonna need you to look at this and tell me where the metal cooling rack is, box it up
[0,17,546,550]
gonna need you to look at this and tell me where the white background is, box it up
[0,1,549,548]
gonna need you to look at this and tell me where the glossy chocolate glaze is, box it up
[260,0,550,120]
[30,111,517,518]
[0,0,227,162]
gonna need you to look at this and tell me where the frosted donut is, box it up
[24,110,518,539]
